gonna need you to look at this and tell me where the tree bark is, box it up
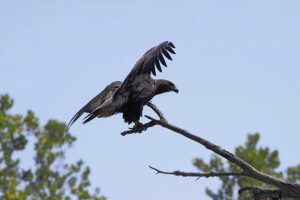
[121,103,300,199]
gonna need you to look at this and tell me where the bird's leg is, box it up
[131,120,146,133]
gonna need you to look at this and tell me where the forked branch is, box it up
[121,103,300,199]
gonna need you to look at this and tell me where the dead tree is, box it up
[121,102,300,199]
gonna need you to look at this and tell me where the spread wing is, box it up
[66,41,175,131]
[115,41,176,98]
[66,81,122,132]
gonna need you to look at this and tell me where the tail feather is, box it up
[66,81,123,131]
[82,113,97,124]
[65,107,86,132]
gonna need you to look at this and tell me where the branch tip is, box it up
[121,103,300,198]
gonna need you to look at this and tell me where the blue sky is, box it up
[1,1,300,199]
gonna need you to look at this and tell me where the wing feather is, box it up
[158,53,167,67]
[115,41,176,98]
[65,81,122,132]
[154,58,162,72]
[161,48,172,60]
[165,46,176,54]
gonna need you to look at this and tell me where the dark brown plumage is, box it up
[66,41,177,132]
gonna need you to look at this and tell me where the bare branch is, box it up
[146,102,168,123]
[149,166,248,179]
[144,115,300,198]
[121,103,300,198]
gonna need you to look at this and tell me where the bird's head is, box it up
[155,79,179,95]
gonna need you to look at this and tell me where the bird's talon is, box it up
[130,121,147,133]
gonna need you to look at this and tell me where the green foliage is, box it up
[287,165,300,183]
[0,94,106,200]
[193,133,300,200]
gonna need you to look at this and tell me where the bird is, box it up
[66,41,178,132]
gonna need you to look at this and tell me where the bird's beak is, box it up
[173,87,179,93]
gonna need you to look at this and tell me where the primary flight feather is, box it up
[66,41,178,132]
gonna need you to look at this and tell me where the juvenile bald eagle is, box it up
[66,41,178,132]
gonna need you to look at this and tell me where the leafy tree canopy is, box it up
[0,94,105,200]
